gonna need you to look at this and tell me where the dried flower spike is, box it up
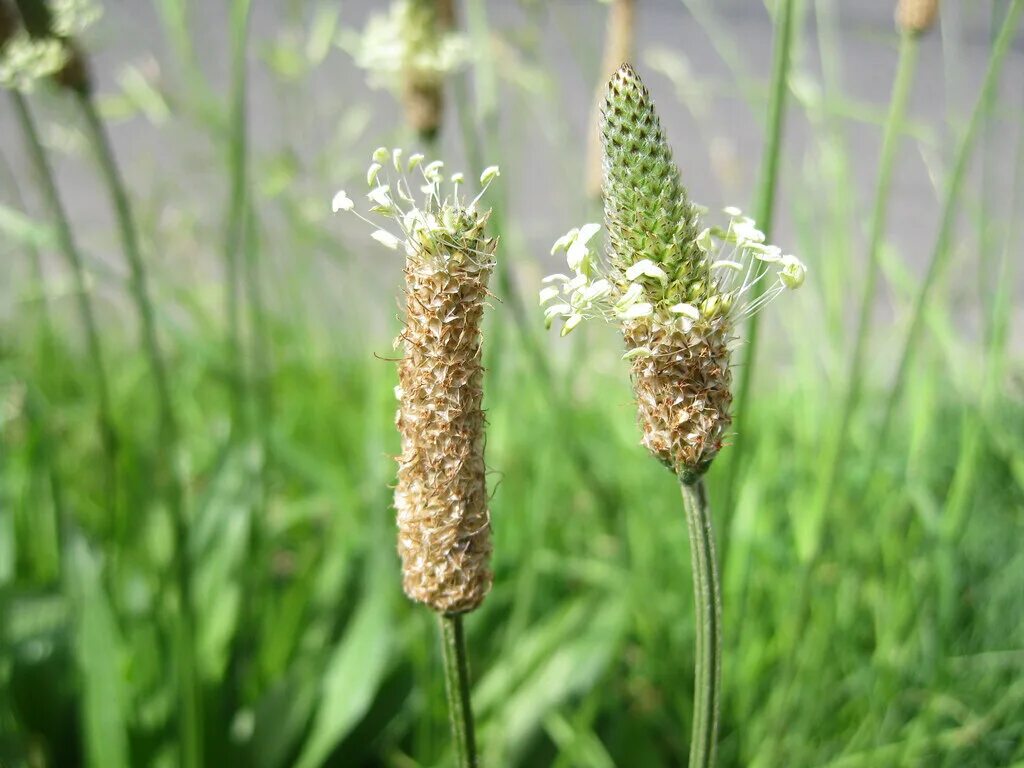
[542,64,806,482]
[341,0,466,141]
[896,0,939,35]
[334,150,499,613]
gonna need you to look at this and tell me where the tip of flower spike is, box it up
[605,62,651,105]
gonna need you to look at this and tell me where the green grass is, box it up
[2,1,1024,766]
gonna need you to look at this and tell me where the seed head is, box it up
[333,149,499,613]
[342,0,468,141]
[896,0,939,35]
[543,64,806,480]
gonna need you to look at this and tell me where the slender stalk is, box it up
[939,78,1024,617]
[224,0,253,430]
[11,91,118,510]
[977,0,1005,335]
[681,479,722,768]
[74,90,203,768]
[438,614,478,768]
[810,31,919,545]
[871,0,1022,472]
[721,0,796,512]
[0,146,56,359]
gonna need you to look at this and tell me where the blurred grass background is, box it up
[2,0,1024,766]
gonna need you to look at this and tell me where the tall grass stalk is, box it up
[939,78,1024,619]
[0,147,56,360]
[439,614,478,768]
[720,0,796,514]
[75,90,204,768]
[810,28,920,546]
[681,479,722,768]
[871,0,1022,472]
[224,0,253,430]
[11,91,118,511]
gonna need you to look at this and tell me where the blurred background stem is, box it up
[224,0,253,434]
[11,91,118,516]
[719,0,796,517]
[870,0,1022,476]
[75,89,204,768]
[810,28,920,555]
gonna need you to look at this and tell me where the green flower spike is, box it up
[542,63,806,482]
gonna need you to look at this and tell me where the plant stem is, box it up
[74,90,203,768]
[0,146,57,365]
[939,77,1024,618]
[224,0,253,431]
[870,0,1022,474]
[720,0,796,513]
[438,613,478,768]
[681,478,722,768]
[11,91,118,511]
[808,30,919,553]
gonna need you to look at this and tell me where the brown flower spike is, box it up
[334,155,500,613]
[394,214,495,613]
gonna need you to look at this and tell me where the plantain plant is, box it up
[542,63,805,767]
[333,151,501,768]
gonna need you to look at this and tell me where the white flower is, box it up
[551,228,580,255]
[479,166,500,186]
[618,303,654,320]
[539,286,561,305]
[625,259,669,284]
[366,163,383,186]
[780,255,807,289]
[669,303,700,320]
[332,190,354,212]
[540,205,806,336]
[330,147,498,265]
[615,283,645,311]
[371,230,401,250]
[367,185,393,207]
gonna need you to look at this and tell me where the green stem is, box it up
[224,0,253,430]
[977,0,1005,337]
[870,0,1022,474]
[809,31,919,550]
[721,0,796,512]
[438,613,478,768]
[11,91,118,511]
[74,90,203,768]
[0,146,57,363]
[939,77,1024,618]
[681,479,722,768]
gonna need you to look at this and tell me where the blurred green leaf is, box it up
[293,551,394,768]
[0,204,57,250]
[66,532,130,768]
[192,443,259,681]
